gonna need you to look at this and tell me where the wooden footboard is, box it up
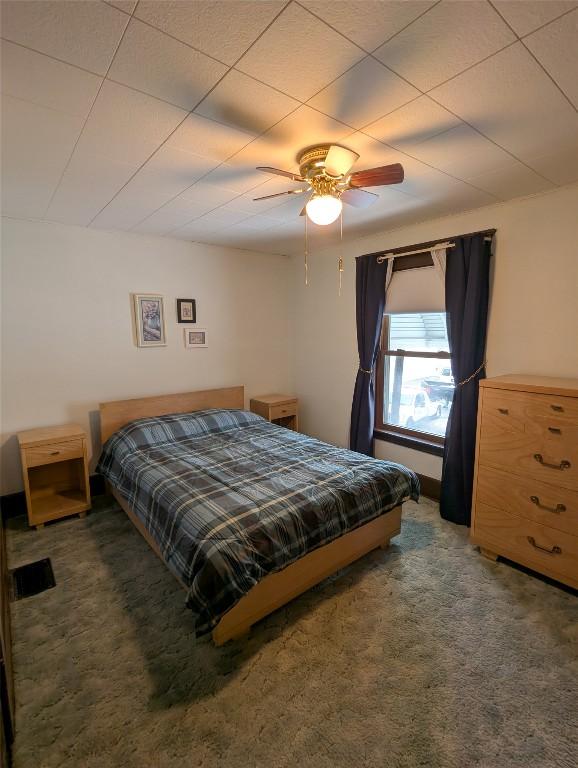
[110,487,401,646]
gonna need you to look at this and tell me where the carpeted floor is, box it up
[7,496,578,768]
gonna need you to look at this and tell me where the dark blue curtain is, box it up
[349,254,389,456]
[440,235,491,525]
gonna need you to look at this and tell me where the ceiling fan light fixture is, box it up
[305,194,342,226]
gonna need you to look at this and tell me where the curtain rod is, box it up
[363,228,496,262]
[376,236,493,262]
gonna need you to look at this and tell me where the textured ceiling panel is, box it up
[195,69,300,136]
[0,0,128,75]
[523,8,578,109]
[308,57,419,129]
[491,0,578,36]
[108,18,228,110]
[374,0,516,91]
[0,41,102,118]
[236,3,365,101]
[135,0,287,65]
[301,1,436,52]
[431,43,578,164]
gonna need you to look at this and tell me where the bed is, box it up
[97,387,419,645]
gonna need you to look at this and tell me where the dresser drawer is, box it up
[483,389,578,434]
[478,427,578,491]
[473,503,578,588]
[270,402,297,420]
[476,465,578,535]
[24,438,84,468]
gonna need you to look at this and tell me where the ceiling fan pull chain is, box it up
[304,213,309,287]
[338,208,344,297]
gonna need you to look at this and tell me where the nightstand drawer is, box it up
[270,402,297,420]
[25,438,84,468]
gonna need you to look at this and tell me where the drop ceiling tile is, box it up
[2,95,82,218]
[195,208,251,227]
[135,1,286,65]
[374,1,516,91]
[236,3,365,101]
[524,8,578,108]
[465,162,554,200]
[108,18,227,110]
[409,124,515,179]
[45,152,138,226]
[171,219,224,240]
[431,43,578,161]
[166,113,253,162]
[132,197,208,236]
[106,1,137,12]
[526,145,578,185]
[364,96,461,152]
[131,146,219,197]
[91,182,174,231]
[74,80,187,166]
[491,1,577,37]
[240,212,287,230]
[0,0,128,75]
[0,41,102,118]
[308,57,419,129]
[201,163,268,194]
[301,1,436,52]
[195,70,300,136]
[1,94,84,218]
[178,183,239,211]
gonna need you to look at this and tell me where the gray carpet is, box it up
[7,496,578,768]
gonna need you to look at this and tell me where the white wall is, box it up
[0,218,292,494]
[291,183,578,479]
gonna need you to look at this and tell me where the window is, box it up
[375,312,454,446]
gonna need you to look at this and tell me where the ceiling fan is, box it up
[253,144,404,225]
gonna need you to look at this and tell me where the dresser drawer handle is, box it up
[497,408,509,415]
[548,427,562,435]
[533,454,571,471]
[530,496,566,513]
[550,404,564,412]
[50,450,61,456]
[527,536,561,555]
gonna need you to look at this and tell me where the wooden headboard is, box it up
[99,386,244,442]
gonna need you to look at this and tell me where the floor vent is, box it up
[10,558,55,600]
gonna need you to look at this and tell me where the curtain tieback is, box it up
[458,360,486,387]
[359,367,373,375]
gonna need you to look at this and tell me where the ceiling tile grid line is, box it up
[39,5,134,217]
[488,1,578,114]
[86,0,294,225]
[0,36,108,81]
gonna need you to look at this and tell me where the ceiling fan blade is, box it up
[256,166,305,182]
[253,189,306,202]
[341,188,379,209]
[325,145,360,176]
[349,163,404,188]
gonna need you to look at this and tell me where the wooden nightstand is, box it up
[18,424,91,530]
[250,394,299,431]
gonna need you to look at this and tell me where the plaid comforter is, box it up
[97,409,419,636]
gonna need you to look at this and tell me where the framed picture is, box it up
[184,327,208,348]
[133,294,166,347]
[176,298,196,323]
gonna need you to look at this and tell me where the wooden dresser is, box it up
[471,375,578,589]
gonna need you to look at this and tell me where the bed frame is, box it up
[99,386,402,645]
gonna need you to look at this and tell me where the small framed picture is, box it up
[133,294,166,347]
[184,327,208,348]
[176,299,196,324]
